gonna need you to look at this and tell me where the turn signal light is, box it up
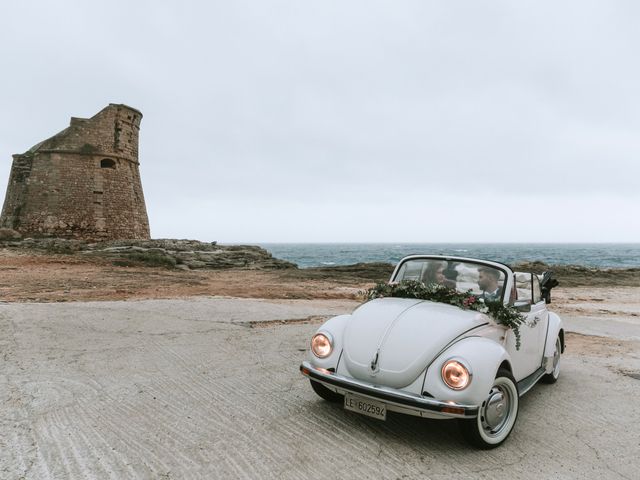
[442,406,465,415]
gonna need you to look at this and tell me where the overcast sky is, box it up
[1,1,639,242]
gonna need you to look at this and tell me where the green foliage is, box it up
[112,252,177,268]
[46,244,75,254]
[41,241,81,254]
[365,280,526,349]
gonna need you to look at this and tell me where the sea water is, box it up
[258,243,640,269]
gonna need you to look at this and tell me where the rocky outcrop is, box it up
[0,238,296,270]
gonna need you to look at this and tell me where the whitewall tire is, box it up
[542,336,562,384]
[459,368,519,449]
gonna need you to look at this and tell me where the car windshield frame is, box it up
[390,256,510,304]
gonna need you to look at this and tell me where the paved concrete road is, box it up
[1,298,639,479]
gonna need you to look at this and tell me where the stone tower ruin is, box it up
[0,104,150,240]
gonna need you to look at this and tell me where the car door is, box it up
[529,274,549,365]
[507,273,548,381]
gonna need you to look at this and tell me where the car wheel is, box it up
[541,336,562,384]
[310,379,343,403]
[459,368,519,449]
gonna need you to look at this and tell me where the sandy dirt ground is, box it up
[0,250,366,302]
[1,252,640,479]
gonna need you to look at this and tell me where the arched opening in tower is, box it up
[100,158,116,169]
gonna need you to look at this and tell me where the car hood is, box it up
[342,298,489,389]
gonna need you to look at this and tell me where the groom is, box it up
[478,267,503,301]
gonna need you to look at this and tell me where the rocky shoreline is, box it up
[509,261,640,287]
[288,259,640,288]
[1,235,638,287]
[0,237,296,270]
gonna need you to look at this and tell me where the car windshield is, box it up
[393,259,507,302]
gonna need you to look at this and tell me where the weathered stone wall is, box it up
[0,104,150,240]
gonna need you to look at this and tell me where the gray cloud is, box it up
[1,0,639,241]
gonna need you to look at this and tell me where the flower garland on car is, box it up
[364,280,526,350]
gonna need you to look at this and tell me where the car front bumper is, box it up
[300,361,478,419]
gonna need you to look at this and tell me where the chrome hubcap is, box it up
[483,387,508,431]
[479,377,518,439]
[484,390,506,430]
[476,376,518,444]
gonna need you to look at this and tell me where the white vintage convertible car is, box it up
[300,255,563,448]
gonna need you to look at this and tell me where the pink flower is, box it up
[463,296,477,308]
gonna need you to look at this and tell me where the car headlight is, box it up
[441,358,472,390]
[311,333,333,358]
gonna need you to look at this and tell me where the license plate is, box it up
[344,393,387,420]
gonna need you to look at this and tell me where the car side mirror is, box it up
[513,300,531,313]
